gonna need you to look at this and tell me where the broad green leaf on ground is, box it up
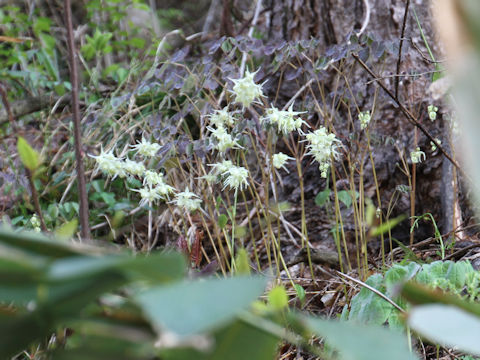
[408,304,480,356]
[384,262,421,297]
[135,276,266,338]
[347,274,394,325]
[306,317,418,360]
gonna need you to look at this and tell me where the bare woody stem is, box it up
[65,0,90,239]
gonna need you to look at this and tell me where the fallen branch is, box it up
[0,94,70,124]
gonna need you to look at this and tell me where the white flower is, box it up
[272,152,295,172]
[305,127,342,178]
[122,159,145,177]
[430,138,441,152]
[209,160,233,176]
[428,105,438,121]
[207,125,242,153]
[222,165,249,191]
[263,103,307,135]
[89,147,126,178]
[135,186,163,206]
[143,170,165,187]
[410,147,426,164]
[154,182,176,199]
[209,107,235,127]
[172,188,202,212]
[230,69,265,108]
[131,137,161,157]
[30,214,41,232]
[359,111,371,130]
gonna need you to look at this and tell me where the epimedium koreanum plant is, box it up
[90,67,344,264]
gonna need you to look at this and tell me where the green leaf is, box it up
[306,317,418,360]
[337,190,355,208]
[235,248,251,275]
[160,320,279,360]
[54,219,78,239]
[17,136,40,171]
[370,214,406,237]
[218,214,228,229]
[268,286,288,311]
[294,284,306,304]
[135,276,266,338]
[408,304,480,356]
[347,274,394,325]
[315,188,330,207]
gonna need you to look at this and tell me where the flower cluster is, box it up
[305,127,342,178]
[172,188,202,212]
[222,165,249,191]
[263,103,307,135]
[430,138,441,152]
[209,107,235,127]
[90,148,127,179]
[230,69,264,108]
[272,152,295,172]
[207,125,242,153]
[30,214,41,232]
[410,147,426,164]
[428,105,438,121]
[131,137,161,157]
[358,111,371,130]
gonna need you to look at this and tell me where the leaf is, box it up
[17,137,40,171]
[370,214,407,237]
[160,320,279,360]
[306,317,418,360]
[235,248,251,275]
[337,190,356,208]
[408,304,480,356]
[218,214,228,229]
[268,286,288,311]
[134,276,266,338]
[315,188,330,207]
[347,274,394,325]
[54,219,78,239]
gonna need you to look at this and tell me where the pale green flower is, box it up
[263,103,307,135]
[359,111,371,130]
[209,107,235,127]
[89,147,126,178]
[143,170,165,187]
[122,159,145,177]
[207,125,242,153]
[410,147,426,164]
[230,69,265,108]
[209,160,234,176]
[305,127,342,178]
[135,186,163,206]
[30,214,41,232]
[272,152,295,172]
[430,138,442,152]
[222,165,249,191]
[428,105,438,121]
[172,188,202,212]
[131,137,161,157]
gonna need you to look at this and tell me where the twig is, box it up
[65,0,90,239]
[352,53,464,175]
[356,0,371,37]
[282,79,314,111]
[394,0,410,99]
[0,82,47,232]
[239,0,263,77]
[336,270,405,313]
